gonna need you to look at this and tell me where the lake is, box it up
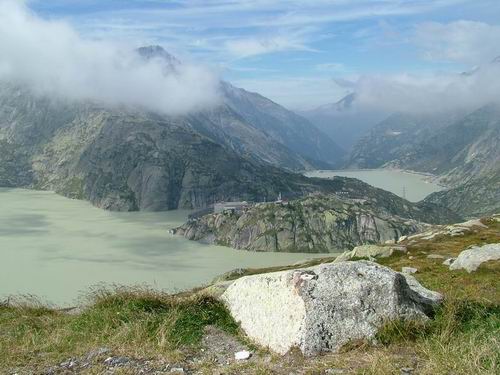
[0,188,329,306]
[304,169,443,202]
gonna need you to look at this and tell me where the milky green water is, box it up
[0,188,329,306]
[304,169,443,202]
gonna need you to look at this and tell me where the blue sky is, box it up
[24,0,500,109]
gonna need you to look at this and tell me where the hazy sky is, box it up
[7,0,500,110]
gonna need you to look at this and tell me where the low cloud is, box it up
[225,36,309,58]
[330,20,500,114]
[415,20,500,65]
[349,63,500,114]
[0,0,220,115]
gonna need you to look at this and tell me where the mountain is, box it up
[218,82,344,167]
[424,168,500,218]
[346,105,500,183]
[420,105,500,218]
[345,111,465,170]
[0,78,463,221]
[300,93,388,151]
[345,104,500,218]
[0,82,343,211]
[137,46,344,170]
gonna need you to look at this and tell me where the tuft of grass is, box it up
[373,297,500,374]
[0,286,239,371]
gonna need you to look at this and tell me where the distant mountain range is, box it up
[0,45,496,220]
[0,46,356,211]
[138,46,344,171]
[299,93,387,151]
[345,104,500,217]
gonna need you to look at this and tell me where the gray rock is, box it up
[442,258,456,266]
[400,274,443,312]
[334,245,407,263]
[221,261,441,356]
[402,267,418,274]
[170,367,185,373]
[103,356,130,367]
[400,367,414,374]
[398,235,408,243]
[450,243,500,272]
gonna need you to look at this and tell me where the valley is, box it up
[304,169,443,202]
[1,2,499,373]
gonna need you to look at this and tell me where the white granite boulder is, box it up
[221,261,442,356]
[449,243,500,272]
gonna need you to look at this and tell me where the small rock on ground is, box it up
[402,267,418,274]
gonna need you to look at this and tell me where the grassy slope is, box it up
[1,219,499,374]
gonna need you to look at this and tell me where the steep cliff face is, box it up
[0,84,405,211]
[344,104,500,218]
[219,81,345,167]
[345,111,463,170]
[346,105,500,185]
[424,169,500,219]
[174,195,439,253]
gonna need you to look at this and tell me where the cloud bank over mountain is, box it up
[347,62,500,114]
[323,19,500,114]
[0,0,220,115]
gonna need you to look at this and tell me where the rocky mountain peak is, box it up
[136,45,181,70]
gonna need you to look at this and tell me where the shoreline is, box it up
[305,167,449,188]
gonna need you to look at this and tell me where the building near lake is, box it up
[214,201,249,214]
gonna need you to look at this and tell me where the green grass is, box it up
[0,287,238,372]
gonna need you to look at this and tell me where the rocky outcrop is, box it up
[405,218,489,243]
[174,194,449,252]
[449,243,500,272]
[333,244,407,262]
[220,261,442,356]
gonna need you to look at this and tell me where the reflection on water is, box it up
[0,188,329,306]
[304,169,443,202]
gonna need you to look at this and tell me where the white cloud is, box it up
[352,63,500,113]
[0,0,220,115]
[225,34,315,58]
[415,20,500,64]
